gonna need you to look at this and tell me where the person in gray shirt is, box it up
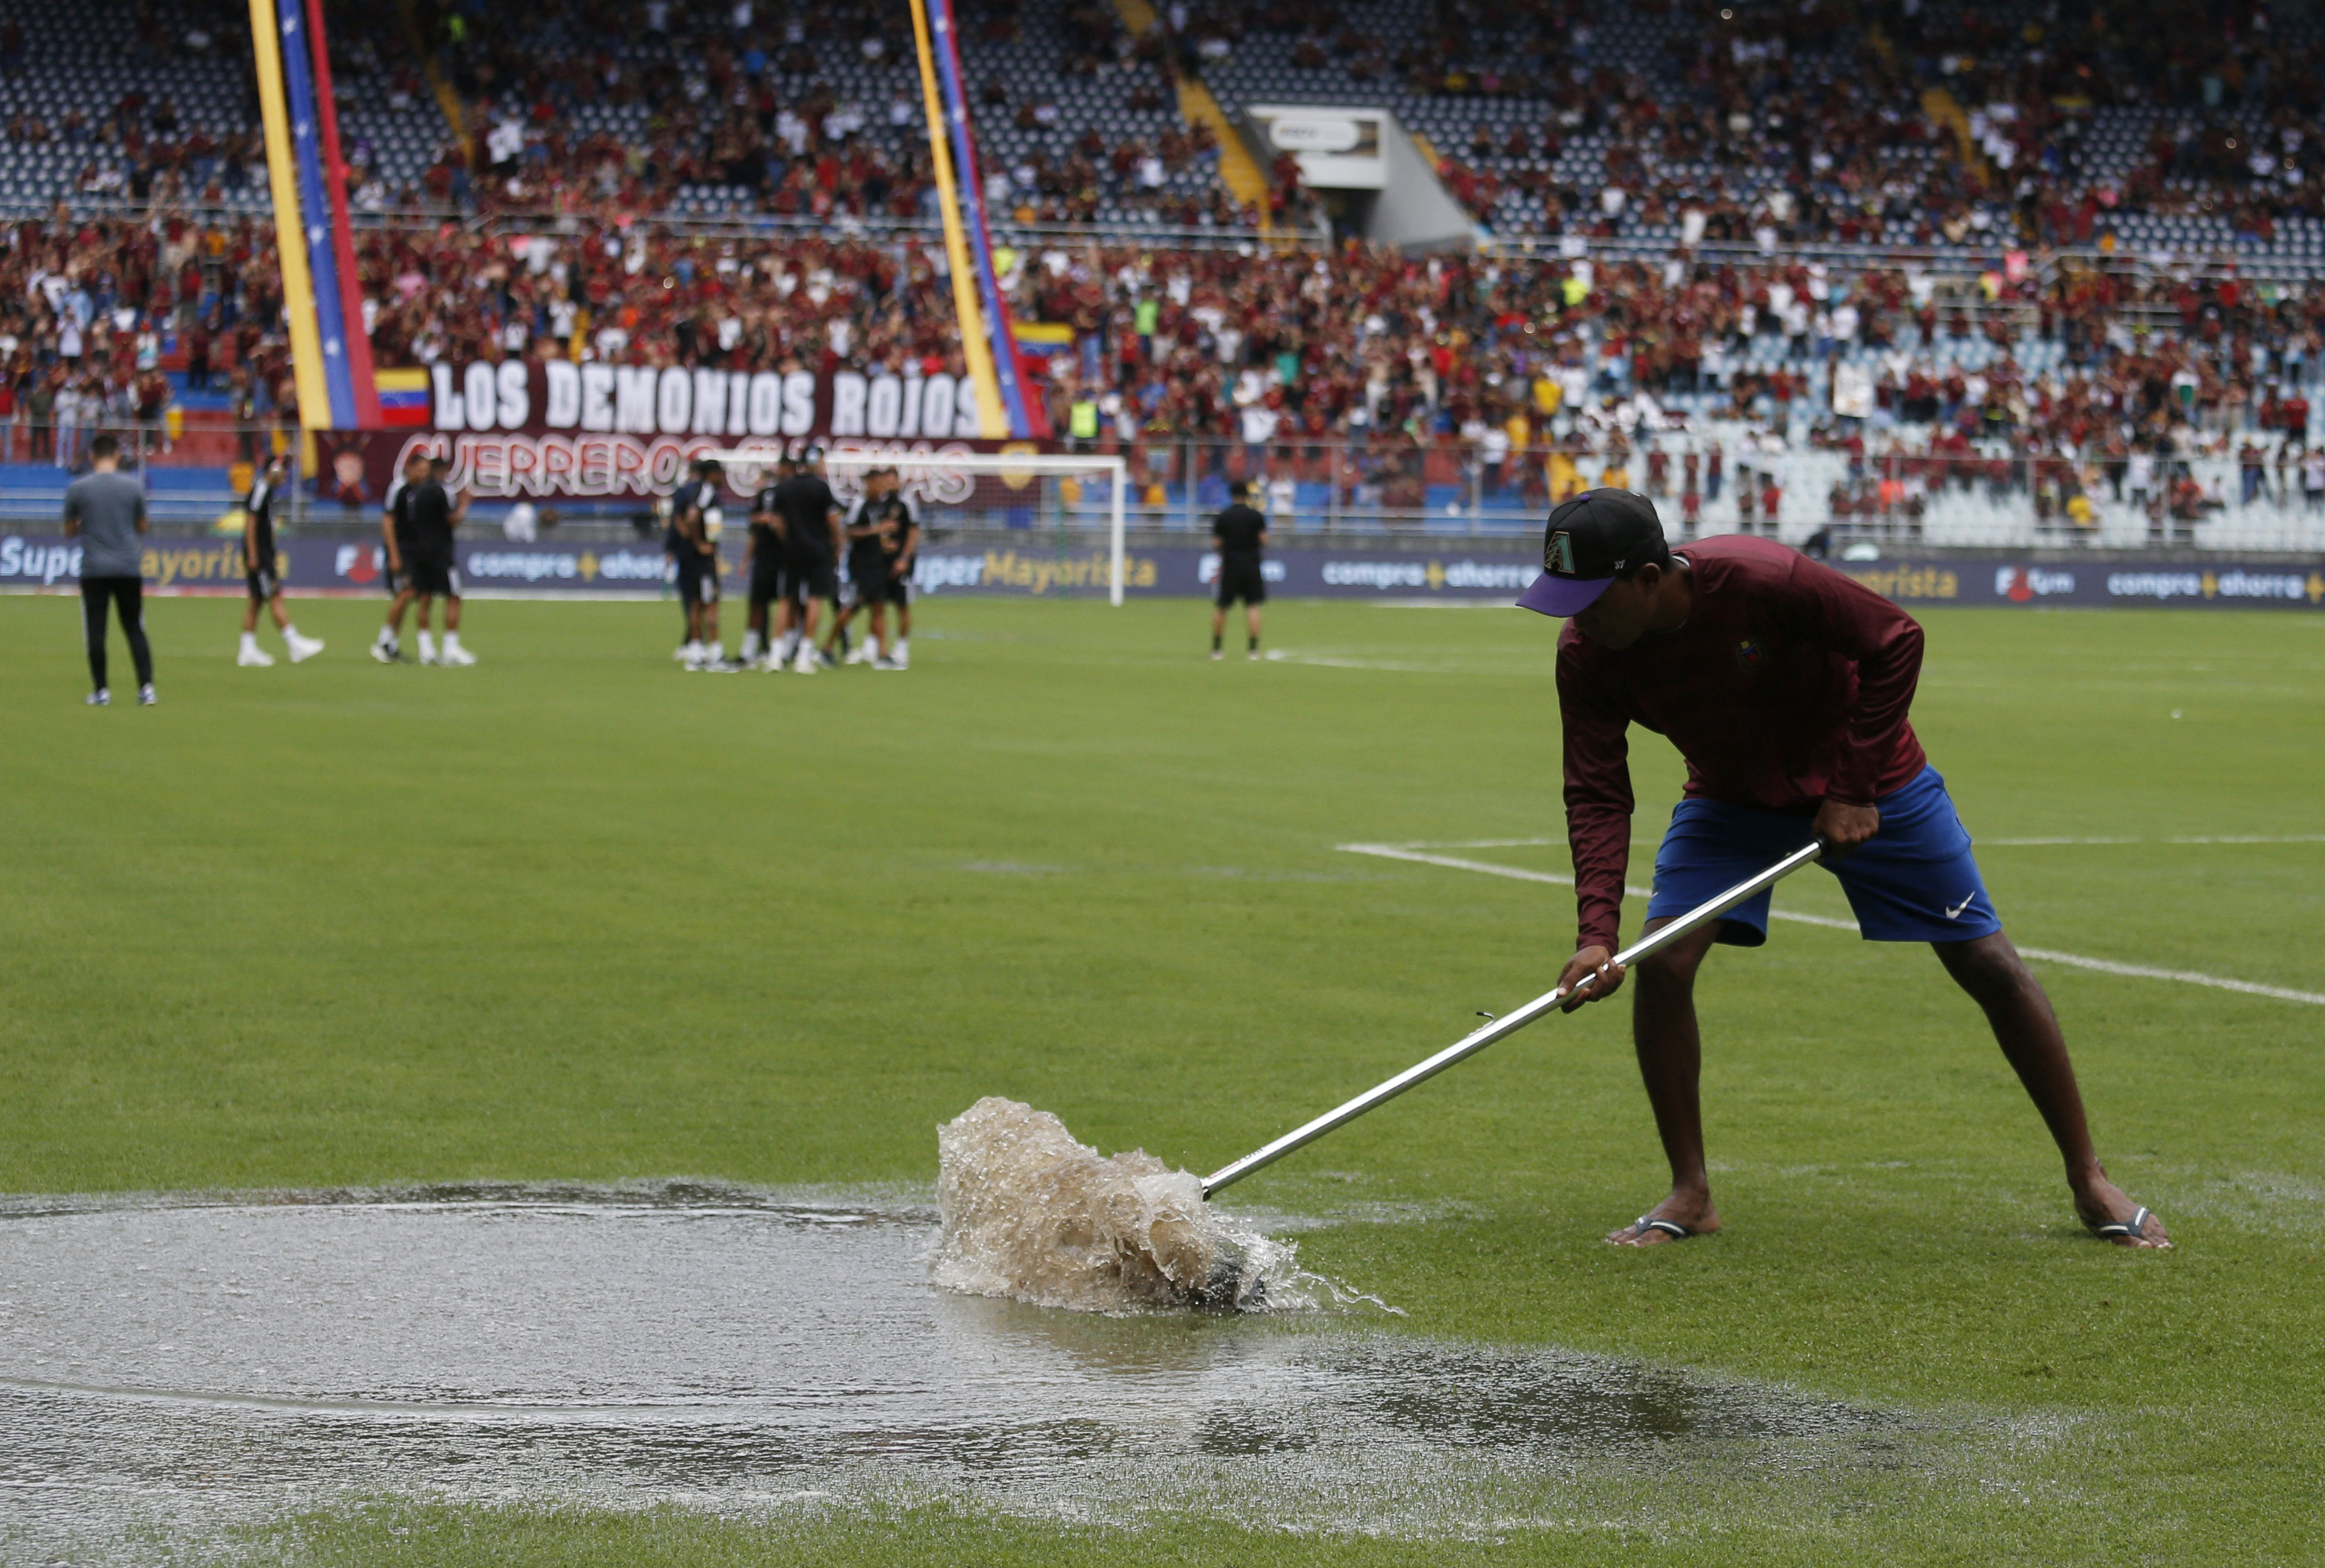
[61,432,154,706]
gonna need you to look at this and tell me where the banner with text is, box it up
[312,426,1057,510]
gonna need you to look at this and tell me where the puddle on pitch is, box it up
[0,1185,1956,1558]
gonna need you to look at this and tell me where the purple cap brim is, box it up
[1516,570,1614,617]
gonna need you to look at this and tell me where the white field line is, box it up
[1336,845,1858,934]
[1335,843,2325,1006]
[2007,948,2325,1006]
[1390,834,2325,850]
[1982,834,2325,846]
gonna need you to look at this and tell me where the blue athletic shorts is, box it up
[1645,766,2003,946]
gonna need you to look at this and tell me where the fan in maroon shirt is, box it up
[1519,490,2167,1252]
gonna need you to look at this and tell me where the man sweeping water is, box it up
[1525,490,2169,1250]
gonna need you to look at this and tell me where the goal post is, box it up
[703,448,1132,605]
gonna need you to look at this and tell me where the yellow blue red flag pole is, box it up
[923,0,1040,438]
[246,0,331,430]
[907,0,1010,439]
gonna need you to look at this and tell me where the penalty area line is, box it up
[1334,842,2325,1006]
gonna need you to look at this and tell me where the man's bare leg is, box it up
[1608,916,1725,1246]
[822,600,857,657]
[1934,933,2170,1247]
[1608,920,2170,1248]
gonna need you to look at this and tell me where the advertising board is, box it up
[5,534,2320,609]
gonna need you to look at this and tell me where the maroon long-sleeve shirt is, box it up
[1557,535,1928,953]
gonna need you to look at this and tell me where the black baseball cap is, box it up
[1516,488,1668,617]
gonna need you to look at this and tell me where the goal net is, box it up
[704,446,1130,604]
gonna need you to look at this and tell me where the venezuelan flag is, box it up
[1013,322,1076,356]
[375,368,432,429]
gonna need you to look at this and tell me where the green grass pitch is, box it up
[2,591,2321,1565]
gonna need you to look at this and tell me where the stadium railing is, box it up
[1087,437,2325,554]
[25,194,2325,282]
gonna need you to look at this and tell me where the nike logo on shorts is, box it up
[1944,893,1977,919]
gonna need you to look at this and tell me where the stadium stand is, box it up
[418,0,1240,228]
[11,0,2325,243]
[1198,0,2325,255]
[0,0,456,218]
[6,0,2325,552]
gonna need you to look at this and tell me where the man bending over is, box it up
[1524,489,2168,1250]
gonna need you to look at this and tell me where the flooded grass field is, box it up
[0,1183,2000,1561]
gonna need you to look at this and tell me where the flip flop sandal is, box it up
[1621,1216,1701,1243]
[2088,1205,2168,1247]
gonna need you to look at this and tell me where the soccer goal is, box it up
[704,447,1132,605]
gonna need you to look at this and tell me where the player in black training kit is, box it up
[235,453,324,667]
[372,456,419,662]
[828,466,918,669]
[740,455,796,668]
[668,459,729,668]
[397,453,475,665]
[773,448,843,673]
[1210,479,1269,659]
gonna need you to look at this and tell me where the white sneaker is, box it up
[872,655,905,671]
[440,644,477,666]
[674,641,701,663]
[238,645,276,667]
[137,684,157,706]
[86,688,110,706]
[791,647,819,674]
[370,641,400,664]
[418,648,442,666]
[287,633,324,663]
[844,641,875,666]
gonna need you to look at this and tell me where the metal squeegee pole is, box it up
[1201,838,1827,1198]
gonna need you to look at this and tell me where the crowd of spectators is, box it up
[19,0,2325,258]
[1189,0,2325,252]
[17,195,2325,544]
[408,0,1249,230]
[1,210,296,466]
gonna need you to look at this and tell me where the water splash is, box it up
[932,1097,1301,1313]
